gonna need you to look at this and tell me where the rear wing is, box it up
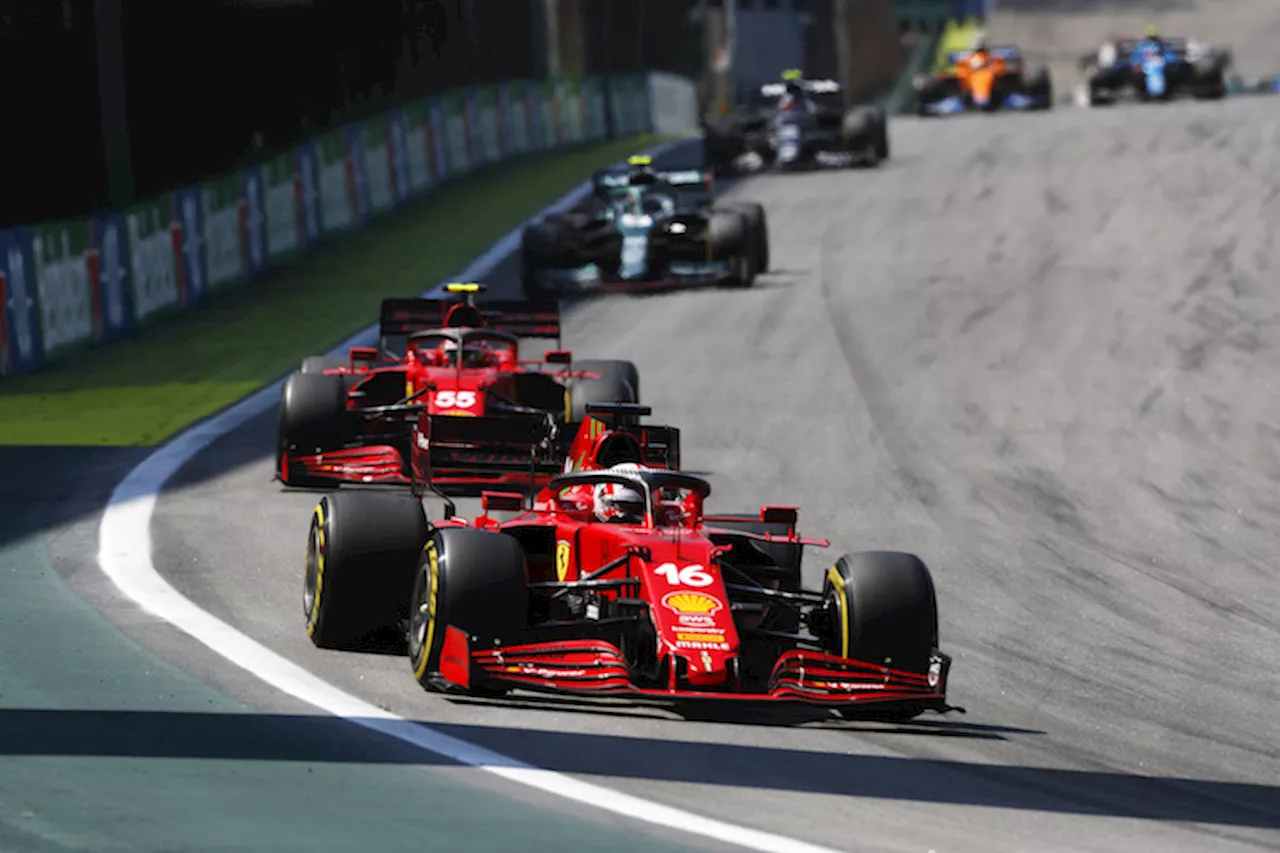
[558,410,682,473]
[379,297,561,353]
[759,78,842,97]
[1114,37,1188,58]
[413,412,564,486]
[593,165,715,202]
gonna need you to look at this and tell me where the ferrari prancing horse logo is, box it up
[556,540,571,582]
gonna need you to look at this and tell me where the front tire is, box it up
[821,550,940,721]
[408,528,528,693]
[717,202,769,274]
[709,210,754,288]
[303,492,429,650]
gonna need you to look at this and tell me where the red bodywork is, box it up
[424,467,953,711]
[279,295,640,490]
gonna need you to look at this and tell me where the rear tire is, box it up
[567,359,640,421]
[301,356,346,374]
[1028,66,1054,109]
[703,116,745,176]
[277,372,347,486]
[840,106,876,148]
[303,492,429,650]
[408,528,528,693]
[821,551,939,721]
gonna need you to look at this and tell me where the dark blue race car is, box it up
[703,72,889,175]
[519,156,769,297]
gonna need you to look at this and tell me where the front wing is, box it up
[279,445,551,489]
[430,635,955,713]
[920,91,1043,115]
[530,260,732,295]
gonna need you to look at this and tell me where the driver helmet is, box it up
[1145,24,1161,39]
[441,339,489,368]
[970,35,990,62]
[593,464,647,524]
[628,164,658,187]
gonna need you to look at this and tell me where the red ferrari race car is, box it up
[302,412,956,719]
[276,283,641,491]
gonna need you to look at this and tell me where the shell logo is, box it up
[661,591,722,617]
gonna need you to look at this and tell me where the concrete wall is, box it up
[839,0,911,102]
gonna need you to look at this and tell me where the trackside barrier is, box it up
[881,22,946,114]
[0,72,672,379]
[647,73,700,136]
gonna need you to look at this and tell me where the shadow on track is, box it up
[0,708,1275,830]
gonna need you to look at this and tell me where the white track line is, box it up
[96,140,844,853]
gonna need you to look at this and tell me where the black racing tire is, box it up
[1192,59,1227,99]
[703,116,745,175]
[840,106,878,148]
[874,111,890,161]
[408,528,529,693]
[301,355,347,374]
[717,202,769,274]
[822,551,939,674]
[1028,66,1054,109]
[567,359,640,421]
[912,73,941,100]
[519,236,554,301]
[709,209,754,288]
[277,372,347,485]
[303,491,429,650]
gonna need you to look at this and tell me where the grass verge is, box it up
[0,134,668,447]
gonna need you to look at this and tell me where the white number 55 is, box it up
[435,390,476,408]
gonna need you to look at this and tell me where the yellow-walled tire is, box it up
[303,492,428,650]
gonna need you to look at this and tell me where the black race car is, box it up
[703,71,889,175]
[519,156,769,297]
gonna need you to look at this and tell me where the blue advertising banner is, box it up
[387,108,411,205]
[89,212,133,343]
[498,83,516,156]
[0,227,42,375]
[525,79,545,152]
[239,165,268,278]
[171,186,206,308]
[342,125,372,228]
[426,97,449,182]
[296,141,322,246]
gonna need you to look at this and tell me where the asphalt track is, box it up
[86,90,1280,853]
[986,0,1280,94]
